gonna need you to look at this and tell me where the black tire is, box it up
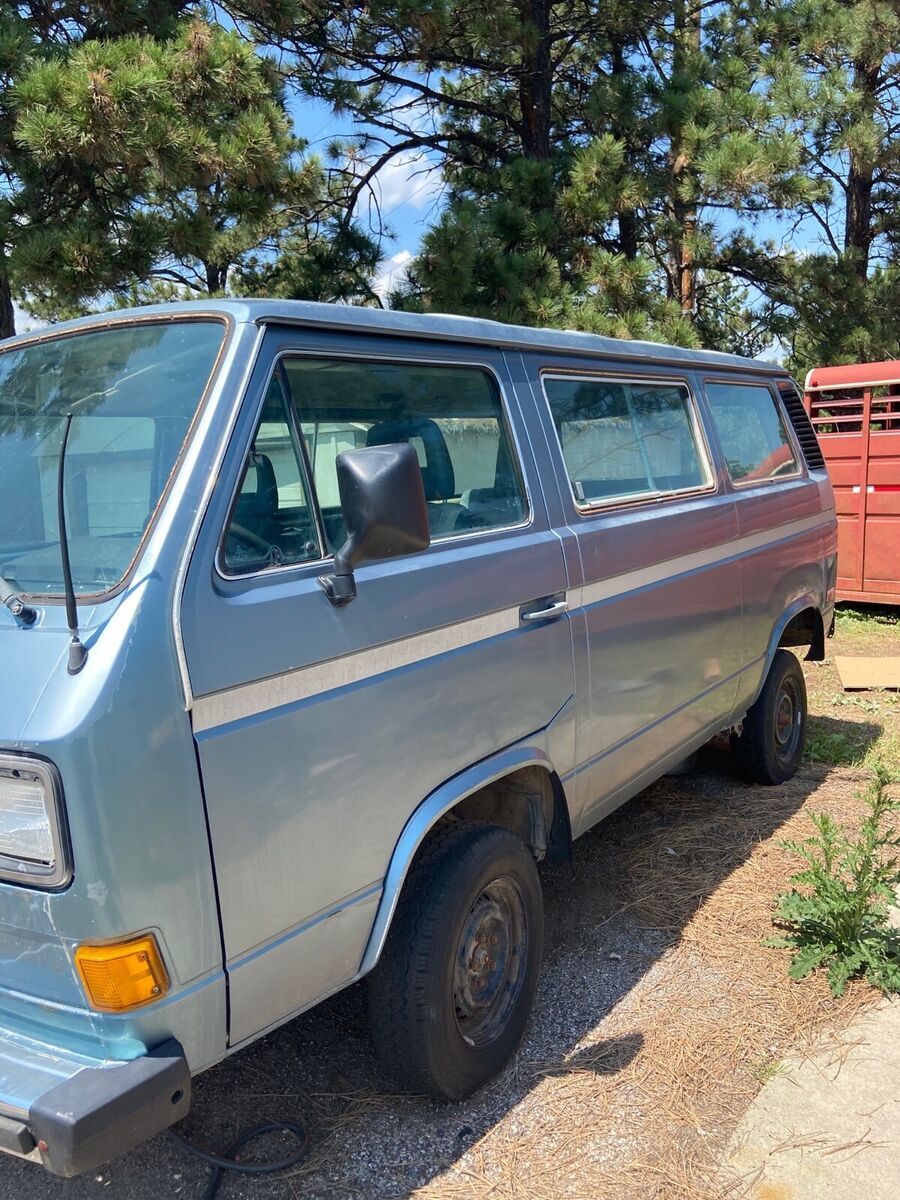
[367,820,543,1101]
[731,648,807,784]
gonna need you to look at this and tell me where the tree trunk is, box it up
[0,271,15,340]
[518,0,552,160]
[668,0,700,316]
[205,262,228,294]
[844,60,881,279]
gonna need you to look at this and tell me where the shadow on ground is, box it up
[0,725,876,1200]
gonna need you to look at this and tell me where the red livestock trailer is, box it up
[804,362,900,605]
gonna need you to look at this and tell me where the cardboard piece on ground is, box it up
[834,655,900,690]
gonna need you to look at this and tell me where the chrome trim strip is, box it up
[191,511,830,736]
[358,744,556,976]
[191,604,522,733]
[575,512,831,610]
[172,323,267,711]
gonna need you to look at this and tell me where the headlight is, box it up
[0,755,70,888]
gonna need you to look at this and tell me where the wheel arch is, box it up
[765,595,824,668]
[358,744,570,977]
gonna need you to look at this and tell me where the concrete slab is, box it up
[722,1000,900,1199]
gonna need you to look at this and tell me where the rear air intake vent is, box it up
[777,381,826,470]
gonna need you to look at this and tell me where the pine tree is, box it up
[229,2,818,351]
[752,0,900,372]
[12,16,364,319]
[0,2,199,336]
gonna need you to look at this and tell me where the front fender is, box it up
[358,742,559,976]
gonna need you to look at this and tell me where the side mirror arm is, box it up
[319,538,359,607]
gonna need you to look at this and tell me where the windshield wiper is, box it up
[0,574,37,626]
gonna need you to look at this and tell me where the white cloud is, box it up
[350,149,443,219]
[377,152,442,211]
[373,249,414,299]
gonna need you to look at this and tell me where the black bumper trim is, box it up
[26,1038,191,1177]
[0,1113,36,1157]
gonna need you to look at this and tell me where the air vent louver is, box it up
[777,382,826,470]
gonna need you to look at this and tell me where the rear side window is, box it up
[542,375,710,507]
[706,382,800,484]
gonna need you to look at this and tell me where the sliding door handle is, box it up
[520,598,569,623]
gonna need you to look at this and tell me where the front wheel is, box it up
[731,648,807,784]
[367,820,543,1100]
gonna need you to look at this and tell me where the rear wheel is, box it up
[732,648,807,784]
[367,820,543,1100]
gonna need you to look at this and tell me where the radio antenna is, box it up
[57,413,87,674]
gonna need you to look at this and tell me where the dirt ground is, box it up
[1,605,897,1200]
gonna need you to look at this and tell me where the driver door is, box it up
[181,326,576,1046]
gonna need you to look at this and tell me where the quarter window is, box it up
[222,376,321,575]
[706,382,799,483]
[543,376,709,507]
[282,357,527,551]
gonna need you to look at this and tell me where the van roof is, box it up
[7,298,785,376]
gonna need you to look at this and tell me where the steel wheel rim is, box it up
[774,677,802,757]
[453,876,528,1048]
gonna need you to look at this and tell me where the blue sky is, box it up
[289,93,445,294]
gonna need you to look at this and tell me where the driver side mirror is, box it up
[319,443,431,607]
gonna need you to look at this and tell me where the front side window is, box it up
[285,357,527,552]
[0,319,224,596]
[706,382,800,483]
[542,375,709,507]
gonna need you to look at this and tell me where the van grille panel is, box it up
[778,382,826,470]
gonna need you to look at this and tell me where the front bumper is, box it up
[0,1030,189,1177]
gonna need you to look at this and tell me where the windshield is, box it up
[0,319,224,597]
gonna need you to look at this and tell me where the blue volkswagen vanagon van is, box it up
[0,302,835,1175]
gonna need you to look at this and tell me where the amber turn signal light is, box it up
[75,934,169,1012]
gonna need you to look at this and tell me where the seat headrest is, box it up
[366,416,455,501]
[235,451,278,520]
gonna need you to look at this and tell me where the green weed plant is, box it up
[769,766,900,997]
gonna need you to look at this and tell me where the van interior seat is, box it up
[232,451,281,545]
[366,416,460,536]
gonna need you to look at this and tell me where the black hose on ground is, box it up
[168,1119,309,1199]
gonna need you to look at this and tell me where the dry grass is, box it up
[411,607,900,1199]
[804,604,900,773]
[413,766,878,1200]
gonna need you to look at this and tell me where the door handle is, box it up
[520,599,569,623]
